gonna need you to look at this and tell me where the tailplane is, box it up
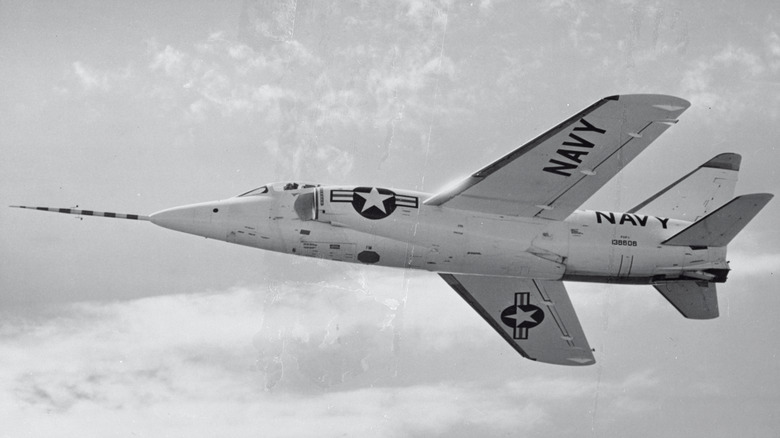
[654,193,772,319]
[646,155,773,319]
[654,281,719,319]
[663,193,773,247]
[629,153,741,222]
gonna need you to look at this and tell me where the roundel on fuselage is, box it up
[351,187,397,220]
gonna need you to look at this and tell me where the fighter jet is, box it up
[13,94,773,366]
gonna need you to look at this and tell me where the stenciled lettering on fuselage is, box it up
[543,118,607,177]
[500,292,545,340]
[330,187,419,220]
[595,211,670,229]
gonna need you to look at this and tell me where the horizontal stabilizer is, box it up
[628,153,740,221]
[662,193,773,247]
[654,281,718,319]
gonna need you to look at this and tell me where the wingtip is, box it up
[609,94,691,111]
[751,193,774,202]
[568,357,596,366]
[736,192,774,201]
[703,153,741,171]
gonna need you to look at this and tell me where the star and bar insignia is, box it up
[330,187,419,220]
[500,292,545,340]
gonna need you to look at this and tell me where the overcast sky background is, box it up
[1,0,779,436]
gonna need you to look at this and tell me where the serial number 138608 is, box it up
[611,239,638,247]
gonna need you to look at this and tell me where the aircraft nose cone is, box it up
[150,201,221,238]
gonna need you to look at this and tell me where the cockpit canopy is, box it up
[236,182,320,197]
[237,186,269,197]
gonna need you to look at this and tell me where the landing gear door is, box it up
[617,254,634,277]
[609,237,637,278]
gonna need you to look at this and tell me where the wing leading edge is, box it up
[440,274,594,366]
[426,94,690,220]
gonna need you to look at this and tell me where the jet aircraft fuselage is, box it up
[150,183,727,285]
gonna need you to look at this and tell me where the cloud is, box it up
[146,38,305,120]
[137,2,472,181]
[4,261,775,437]
[149,45,187,77]
[712,45,766,77]
[505,368,661,420]
[679,43,780,122]
[71,61,131,92]
[766,31,780,72]
[0,258,678,437]
[72,61,110,91]
[476,0,503,14]
[400,0,453,28]
[0,273,595,437]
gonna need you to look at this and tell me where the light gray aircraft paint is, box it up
[12,94,773,366]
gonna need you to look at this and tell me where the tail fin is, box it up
[628,153,741,221]
[654,281,719,319]
[663,193,773,247]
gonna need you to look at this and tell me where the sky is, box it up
[1,0,779,436]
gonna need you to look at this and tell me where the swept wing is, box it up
[440,274,594,366]
[426,94,690,220]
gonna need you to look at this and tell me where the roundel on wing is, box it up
[351,187,397,220]
[499,292,545,340]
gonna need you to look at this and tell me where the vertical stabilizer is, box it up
[629,153,740,221]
